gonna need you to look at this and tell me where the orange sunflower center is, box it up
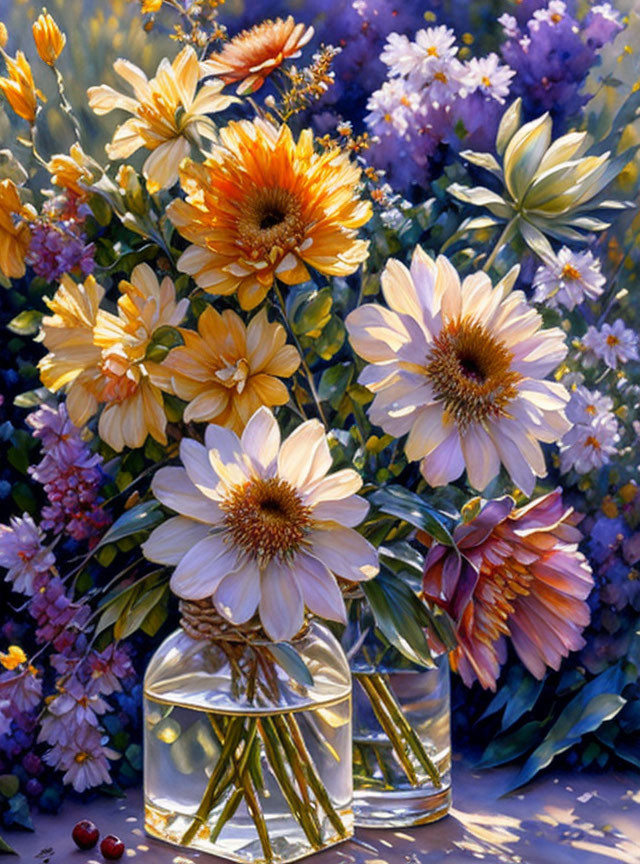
[426,319,521,429]
[236,186,306,259]
[221,477,312,561]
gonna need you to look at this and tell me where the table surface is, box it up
[6,757,640,864]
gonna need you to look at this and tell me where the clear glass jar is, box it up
[348,622,451,828]
[143,618,353,864]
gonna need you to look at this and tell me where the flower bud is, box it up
[32,8,66,66]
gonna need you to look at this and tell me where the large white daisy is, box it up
[346,246,571,495]
[142,407,378,641]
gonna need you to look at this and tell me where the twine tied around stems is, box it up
[179,598,310,644]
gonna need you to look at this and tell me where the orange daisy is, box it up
[201,16,314,94]
[157,306,300,433]
[167,119,371,310]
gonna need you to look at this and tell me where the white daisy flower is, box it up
[532,247,606,311]
[565,386,613,425]
[143,407,378,642]
[582,320,639,369]
[461,54,515,103]
[559,413,620,474]
[346,246,571,495]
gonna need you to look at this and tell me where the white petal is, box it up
[142,516,210,565]
[312,495,369,527]
[420,430,465,486]
[179,439,221,500]
[152,466,221,522]
[308,527,379,582]
[303,469,363,507]
[214,558,260,624]
[405,403,448,462]
[259,561,304,641]
[241,407,280,474]
[169,535,236,599]
[296,553,347,624]
[204,424,242,460]
[460,424,501,491]
[278,419,329,489]
[143,137,191,192]
[491,427,539,495]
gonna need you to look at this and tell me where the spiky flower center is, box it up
[474,553,533,645]
[561,262,582,281]
[236,186,306,259]
[221,477,312,562]
[426,319,521,429]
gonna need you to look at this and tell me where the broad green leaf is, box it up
[96,501,162,549]
[115,583,168,641]
[362,567,435,668]
[7,310,43,336]
[292,287,332,336]
[370,486,454,545]
[145,325,184,363]
[502,670,544,731]
[268,643,314,688]
[507,664,629,792]
[95,569,166,636]
[318,363,353,410]
[0,833,17,854]
[476,721,544,770]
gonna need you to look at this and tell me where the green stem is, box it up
[180,716,245,846]
[482,218,517,273]
[52,64,83,144]
[357,675,419,786]
[283,714,349,839]
[368,673,442,788]
[258,717,323,849]
[272,281,328,428]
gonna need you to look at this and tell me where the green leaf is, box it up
[476,721,544,770]
[96,501,163,549]
[362,567,435,668]
[0,776,19,798]
[370,486,454,545]
[95,569,166,636]
[292,287,332,336]
[502,670,544,731]
[0,834,17,854]
[318,363,353,410]
[7,310,43,336]
[5,794,33,831]
[268,643,314,688]
[114,583,168,641]
[145,325,184,363]
[507,665,629,792]
[13,387,50,409]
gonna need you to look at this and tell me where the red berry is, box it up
[72,819,99,850]
[100,835,125,860]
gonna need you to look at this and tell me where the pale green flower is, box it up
[449,98,634,263]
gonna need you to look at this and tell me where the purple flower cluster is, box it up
[27,403,110,544]
[501,1,624,126]
[26,218,95,284]
[364,25,515,190]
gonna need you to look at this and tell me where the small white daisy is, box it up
[559,413,620,474]
[366,79,420,136]
[531,0,568,31]
[582,320,639,369]
[532,247,606,311]
[461,54,515,103]
[565,386,613,425]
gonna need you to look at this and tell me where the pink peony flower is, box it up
[422,489,593,690]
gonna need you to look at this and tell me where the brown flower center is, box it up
[236,186,306,260]
[426,319,521,429]
[221,477,312,562]
[473,554,533,645]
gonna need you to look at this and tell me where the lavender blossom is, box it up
[0,514,54,595]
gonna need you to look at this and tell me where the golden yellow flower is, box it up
[47,143,100,201]
[168,119,372,310]
[0,23,8,49]
[32,8,66,66]
[0,645,27,671]
[39,265,188,452]
[141,0,163,11]
[87,46,237,193]
[201,16,314,94]
[157,306,300,433]
[0,178,36,280]
[0,50,45,124]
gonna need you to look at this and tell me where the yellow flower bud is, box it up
[141,0,163,12]
[32,8,66,66]
[0,22,8,49]
[0,50,45,124]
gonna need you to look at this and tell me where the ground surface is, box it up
[6,758,640,863]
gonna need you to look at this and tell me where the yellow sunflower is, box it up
[157,306,300,433]
[167,119,372,310]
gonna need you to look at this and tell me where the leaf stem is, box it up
[482,218,517,273]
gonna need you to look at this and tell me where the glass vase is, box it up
[348,622,451,828]
[143,606,354,863]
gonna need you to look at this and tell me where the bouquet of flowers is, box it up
[0,0,639,857]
